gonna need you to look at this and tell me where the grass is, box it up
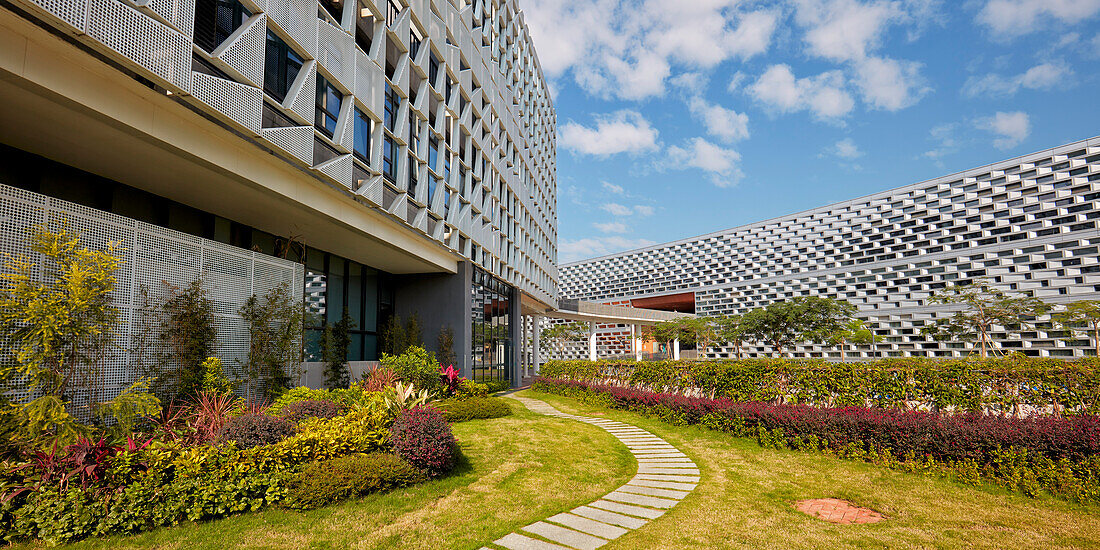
[25,400,633,550]
[19,391,1100,549]
[523,389,1100,550]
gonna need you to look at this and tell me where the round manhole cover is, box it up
[794,498,885,524]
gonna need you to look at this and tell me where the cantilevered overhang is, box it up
[546,298,693,325]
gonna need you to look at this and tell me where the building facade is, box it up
[0,0,557,389]
[561,137,1100,360]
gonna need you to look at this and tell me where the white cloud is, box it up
[601,181,625,194]
[1092,33,1100,56]
[559,236,658,263]
[976,111,1031,149]
[601,203,655,217]
[523,0,779,100]
[977,0,1100,34]
[559,110,659,157]
[922,122,959,164]
[962,62,1072,97]
[593,221,629,233]
[667,137,743,187]
[748,64,855,120]
[687,97,750,143]
[829,138,865,159]
[727,71,747,92]
[853,56,930,110]
[792,0,905,62]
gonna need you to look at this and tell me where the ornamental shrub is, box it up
[533,377,1100,503]
[381,346,441,393]
[539,356,1100,415]
[456,379,489,398]
[284,453,424,510]
[257,401,393,465]
[388,406,456,475]
[218,414,295,449]
[280,399,344,423]
[435,397,512,423]
[269,387,331,415]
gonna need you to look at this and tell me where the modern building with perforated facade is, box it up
[0,0,557,391]
[560,137,1100,360]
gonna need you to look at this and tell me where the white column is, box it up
[673,338,680,360]
[632,324,642,361]
[532,315,541,376]
[588,321,598,361]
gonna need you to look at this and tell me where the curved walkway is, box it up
[483,396,699,550]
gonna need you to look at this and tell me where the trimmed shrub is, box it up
[218,414,295,449]
[435,397,512,423]
[388,406,456,475]
[533,377,1100,503]
[284,453,424,510]
[269,387,330,415]
[456,379,489,398]
[540,356,1100,415]
[280,400,344,423]
[483,380,511,394]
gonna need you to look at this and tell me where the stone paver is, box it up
[794,498,885,524]
[484,396,699,550]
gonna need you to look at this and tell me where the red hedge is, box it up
[388,406,457,475]
[534,377,1100,464]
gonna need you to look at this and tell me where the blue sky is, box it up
[521,0,1100,263]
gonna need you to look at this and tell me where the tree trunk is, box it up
[839,341,846,361]
[1094,323,1099,357]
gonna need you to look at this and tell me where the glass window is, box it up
[353,107,371,162]
[407,155,418,197]
[428,136,439,172]
[470,267,512,383]
[315,75,341,137]
[383,136,397,182]
[429,53,440,86]
[193,0,251,53]
[264,30,303,102]
[383,84,399,131]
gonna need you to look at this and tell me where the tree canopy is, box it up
[920,279,1050,358]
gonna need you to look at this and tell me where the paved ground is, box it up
[482,396,699,550]
[794,498,885,524]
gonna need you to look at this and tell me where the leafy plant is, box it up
[437,327,456,367]
[200,357,234,395]
[239,283,304,400]
[440,364,460,396]
[280,399,344,423]
[217,414,295,449]
[435,397,512,423]
[159,279,216,398]
[322,310,355,390]
[380,382,434,415]
[1053,300,1100,356]
[739,296,857,357]
[268,386,330,415]
[363,367,399,392]
[715,314,746,359]
[91,377,160,435]
[190,390,238,443]
[284,452,424,510]
[826,318,881,359]
[0,226,120,424]
[922,279,1051,357]
[381,345,440,392]
[388,406,456,476]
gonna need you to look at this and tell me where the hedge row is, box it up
[539,356,1100,415]
[533,378,1100,503]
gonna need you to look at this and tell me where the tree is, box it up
[827,318,881,360]
[642,320,682,358]
[239,282,304,400]
[541,321,588,357]
[159,278,216,398]
[437,326,457,367]
[322,309,354,389]
[381,314,407,356]
[739,296,857,357]
[683,317,716,356]
[0,227,120,418]
[920,279,1050,358]
[714,314,746,358]
[1052,300,1100,357]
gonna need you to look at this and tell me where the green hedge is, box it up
[539,356,1100,415]
[285,453,425,510]
[435,397,513,423]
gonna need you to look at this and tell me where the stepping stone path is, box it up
[482,396,698,550]
[794,498,885,524]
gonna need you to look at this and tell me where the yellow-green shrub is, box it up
[255,399,393,466]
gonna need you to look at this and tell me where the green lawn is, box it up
[22,390,1100,549]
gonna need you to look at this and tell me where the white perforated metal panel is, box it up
[135,0,194,38]
[286,60,317,125]
[260,125,314,164]
[16,0,88,32]
[315,154,353,189]
[0,183,303,403]
[214,13,265,87]
[316,19,353,93]
[264,0,316,58]
[190,71,263,134]
[87,0,191,93]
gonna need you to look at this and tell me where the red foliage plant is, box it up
[364,367,398,392]
[190,391,237,443]
[388,406,456,476]
[440,365,460,396]
[534,378,1100,465]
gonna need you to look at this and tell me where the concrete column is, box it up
[532,315,541,376]
[633,324,642,361]
[588,321,598,361]
[673,338,680,360]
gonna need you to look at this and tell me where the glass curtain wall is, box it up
[303,247,393,362]
[470,267,513,382]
